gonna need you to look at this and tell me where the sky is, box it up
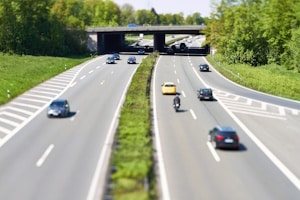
[113,0,213,17]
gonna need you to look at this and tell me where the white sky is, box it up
[113,0,213,17]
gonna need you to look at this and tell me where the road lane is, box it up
[153,54,300,200]
[0,54,142,200]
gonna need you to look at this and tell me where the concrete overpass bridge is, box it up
[86,25,206,54]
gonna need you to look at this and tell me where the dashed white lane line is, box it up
[89,70,94,74]
[80,75,86,80]
[100,80,105,85]
[190,109,197,120]
[36,144,54,167]
[206,141,221,162]
[181,91,186,98]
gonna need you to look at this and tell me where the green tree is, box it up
[185,12,205,25]
[119,3,136,26]
[0,0,61,55]
[261,0,295,65]
[135,9,158,25]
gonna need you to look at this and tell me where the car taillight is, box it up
[234,135,239,141]
[216,135,224,141]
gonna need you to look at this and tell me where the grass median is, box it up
[107,52,159,200]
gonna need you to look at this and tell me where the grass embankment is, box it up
[107,52,159,200]
[0,54,90,105]
[206,53,300,101]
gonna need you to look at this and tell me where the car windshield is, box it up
[201,89,211,94]
[220,131,236,136]
[165,84,175,87]
[50,101,65,107]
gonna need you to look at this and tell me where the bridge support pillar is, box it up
[153,33,165,52]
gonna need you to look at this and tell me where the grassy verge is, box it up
[206,53,300,101]
[107,53,159,200]
[0,54,90,105]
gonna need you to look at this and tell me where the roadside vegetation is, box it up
[106,53,159,200]
[207,53,300,101]
[0,54,89,105]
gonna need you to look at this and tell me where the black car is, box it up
[200,64,209,72]
[208,126,239,149]
[197,88,213,101]
[106,56,115,64]
[47,99,70,118]
[127,56,136,64]
[137,48,145,55]
[112,53,120,60]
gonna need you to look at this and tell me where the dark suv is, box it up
[197,88,213,101]
[208,126,239,149]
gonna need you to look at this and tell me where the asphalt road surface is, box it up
[153,37,300,200]
[0,54,143,200]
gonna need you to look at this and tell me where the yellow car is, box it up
[161,82,176,95]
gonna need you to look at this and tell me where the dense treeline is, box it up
[205,0,300,72]
[0,0,205,56]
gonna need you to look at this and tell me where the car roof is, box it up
[216,126,236,132]
[200,88,212,91]
[52,98,67,102]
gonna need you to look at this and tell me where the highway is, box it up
[0,55,142,200]
[153,37,300,199]
[0,35,299,200]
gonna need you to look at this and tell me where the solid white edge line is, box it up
[36,144,54,167]
[193,61,300,191]
[206,142,221,162]
[86,60,140,200]
[153,56,171,200]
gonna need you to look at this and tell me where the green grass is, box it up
[0,54,90,105]
[207,53,300,101]
[109,53,158,200]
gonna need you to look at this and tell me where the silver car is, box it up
[47,99,70,118]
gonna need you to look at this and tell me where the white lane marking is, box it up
[0,126,10,135]
[89,70,94,74]
[174,70,177,74]
[70,82,77,87]
[36,144,54,167]
[189,109,197,120]
[11,102,41,109]
[0,117,19,127]
[1,111,26,121]
[177,78,180,84]
[96,66,101,69]
[86,60,139,200]
[206,142,221,162]
[100,80,105,85]
[192,64,300,191]
[152,56,171,200]
[80,75,86,80]
[0,56,105,149]
[181,91,186,98]
[111,71,114,74]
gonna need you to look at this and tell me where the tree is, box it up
[185,12,205,25]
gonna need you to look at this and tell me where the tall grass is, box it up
[0,54,90,105]
[108,53,159,200]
